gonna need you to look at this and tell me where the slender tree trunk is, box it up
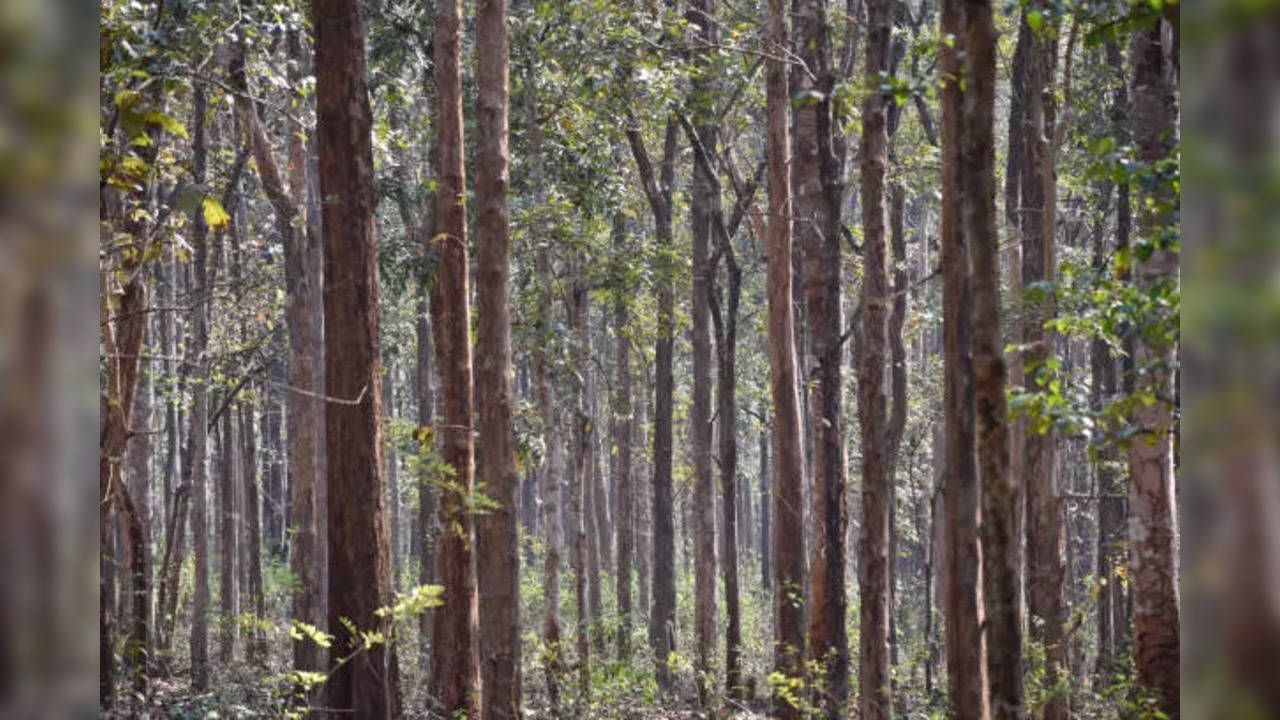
[126,327,154,677]
[415,277,437,666]
[188,86,212,693]
[765,0,808,710]
[532,236,563,712]
[760,420,771,592]
[241,397,266,664]
[626,113,679,695]
[218,393,238,664]
[315,0,400,712]
[1128,15,1180,717]
[711,255,744,700]
[427,0,482,712]
[570,271,592,702]
[858,0,893,715]
[688,1,718,705]
[613,211,635,661]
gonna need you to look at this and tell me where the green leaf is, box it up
[1027,9,1043,32]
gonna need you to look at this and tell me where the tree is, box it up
[858,0,893,715]
[475,0,522,710]
[965,0,1022,714]
[314,0,401,713]
[688,0,719,706]
[612,211,635,662]
[1127,12,1179,717]
[427,0,483,712]
[792,0,849,711]
[625,110,679,694]
[1016,8,1068,719]
[765,0,808,711]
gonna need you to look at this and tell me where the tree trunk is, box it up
[570,270,592,701]
[760,419,771,592]
[939,0,987,715]
[858,0,893,715]
[965,0,1023,715]
[793,0,848,711]
[218,395,238,665]
[689,1,718,706]
[241,397,266,664]
[1128,15,1180,718]
[1018,9,1068,718]
[188,86,213,693]
[427,0,482,712]
[626,112,679,694]
[415,278,437,666]
[315,0,400,712]
[765,0,809,710]
[474,0,522,710]
[126,327,154,677]
[613,211,635,661]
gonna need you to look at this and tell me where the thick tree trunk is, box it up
[427,0,482,712]
[1128,16,1180,718]
[765,0,808,712]
[315,0,400,713]
[474,0,521,710]
[858,0,893,716]
[965,0,1022,715]
[939,0,987,716]
[793,0,848,712]
[126,330,153,677]
[1018,9,1068,718]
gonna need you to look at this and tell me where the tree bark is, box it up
[765,0,808,711]
[858,0,893,715]
[1018,9,1068,718]
[475,0,522,710]
[427,0,482,712]
[613,211,635,662]
[315,0,400,712]
[241,397,266,664]
[1128,15,1180,718]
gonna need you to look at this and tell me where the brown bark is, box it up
[964,0,1021,715]
[1018,9,1068,719]
[188,85,212,693]
[315,0,400,712]
[475,0,521,711]
[765,0,808,711]
[1128,15,1180,718]
[792,0,849,711]
[613,211,635,662]
[858,0,893,715]
[427,0,482,712]
[570,274,591,701]
[939,0,987,715]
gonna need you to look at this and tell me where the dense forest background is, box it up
[97,0,1192,716]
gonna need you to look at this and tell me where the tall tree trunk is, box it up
[626,113,679,694]
[385,365,401,591]
[711,249,744,700]
[793,0,848,711]
[613,211,635,661]
[532,238,564,712]
[188,86,212,693]
[1128,14,1180,718]
[126,326,154,677]
[765,0,808,710]
[760,419,771,592]
[1018,9,1068,718]
[415,278,437,667]
[475,0,522,710]
[219,395,238,665]
[965,0,1022,715]
[570,271,592,701]
[858,0,893,716]
[241,397,266,664]
[939,0,986,715]
[688,1,718,706]
[315,0,400,712]
[428,0,482,712]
